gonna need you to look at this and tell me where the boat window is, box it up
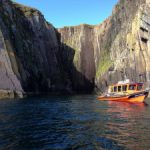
[137,84,143,91]
[114,86,117,92]
[129,85,136,90]
[122,85,127,91]
[111,87,114,92]
[118,86,121,92]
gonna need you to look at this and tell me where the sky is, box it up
[15,0,118,28]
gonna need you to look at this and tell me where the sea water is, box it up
[0,95,150,150]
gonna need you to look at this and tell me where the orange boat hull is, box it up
[97,91,149,103]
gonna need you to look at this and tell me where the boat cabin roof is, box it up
[108,81,144,93]
[111,82,143,86]
[110,79,143,87]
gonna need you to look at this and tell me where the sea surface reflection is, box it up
[0,95,150,150]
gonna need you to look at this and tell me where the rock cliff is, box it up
[0,0,94,98]
[1,0,150,98]
[0,0,72,98]
[59,0,150,93]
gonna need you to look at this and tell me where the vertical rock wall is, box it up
[0,0,72,97]
[1,0,150,97]
[58,25,95,92]
[59,0,150,93]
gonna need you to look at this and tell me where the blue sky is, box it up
[15,0,118,28]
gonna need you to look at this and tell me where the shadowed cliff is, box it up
[0,0,95,98]
[56,31,95,93]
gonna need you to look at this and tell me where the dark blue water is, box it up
[0,95,150,150]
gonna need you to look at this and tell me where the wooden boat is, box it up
[98,80,149,103]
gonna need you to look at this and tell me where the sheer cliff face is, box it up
[59,0,150,92]
[0,0,150,96]
[0,0,71,96]
[58,25,95,92]
[0,0,94,96]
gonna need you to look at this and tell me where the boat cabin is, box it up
[108,82,144,95]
